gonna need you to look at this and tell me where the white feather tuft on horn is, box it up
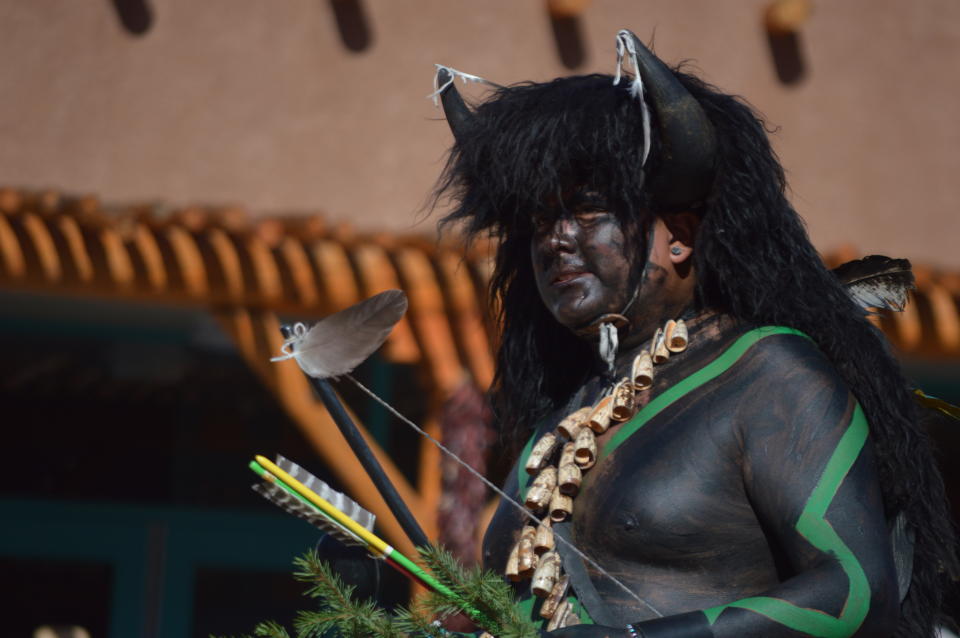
[613,30,652,167]
[428,64,502,106]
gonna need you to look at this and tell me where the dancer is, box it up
[432,29,956,637]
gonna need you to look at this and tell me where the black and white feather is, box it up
[833,255,914,313]
[271,289,408,378]
[253,455,376,547]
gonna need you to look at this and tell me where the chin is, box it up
[551,302,606,333]
[543,285,621,331]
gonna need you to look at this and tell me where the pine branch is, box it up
[218,545,538,638]
[209,621,292,638]
[293,550,357,607]
[392,604,450,638]
[419,590,464,621]
[253,621,292,638]
[416,545,539,638]
[291,555,405,638]
[294,602,403,638]
[467,567,539,638]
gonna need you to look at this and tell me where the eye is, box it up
[531,212,554,233]
[574,209,610,225]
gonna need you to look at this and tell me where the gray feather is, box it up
[252,455,376,547]
[277,289,408,378]
[832,255,914,312]
[276,455,376,532]
[889,511,914,602]
[253,482,365,547]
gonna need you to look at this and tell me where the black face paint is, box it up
[530,193,638,333]
[617,221,656,321]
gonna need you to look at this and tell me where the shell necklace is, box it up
[505,318,689,630]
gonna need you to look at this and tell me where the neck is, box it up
[611,307,718,370]
[619,299,694,352]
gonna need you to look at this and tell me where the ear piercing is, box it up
[670,245,683,256]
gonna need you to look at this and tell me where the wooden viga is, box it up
[507,318,689,630]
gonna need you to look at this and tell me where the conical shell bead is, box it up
[611,378,635,422]
[534,518,555,555]
[631,350,653,390]
[573,428,597,469]
[556,406,592,439]
[525,431,560,475]
[517,525,538,577]
[525,466,557,511]
[653,328,670,364]
[667,318,688,352]
[587,395,614,433]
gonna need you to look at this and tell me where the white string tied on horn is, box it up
[613,30,652,167]
[346,373,664,618]
[428,64,502,106]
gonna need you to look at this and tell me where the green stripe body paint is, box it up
[514,327,873,635]
[602,326,807,459]
[702,404,871,636]
[519,326,806,498]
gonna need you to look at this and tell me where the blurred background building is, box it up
[1,1,958,636]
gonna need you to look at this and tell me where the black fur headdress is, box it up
[433,30,956,637]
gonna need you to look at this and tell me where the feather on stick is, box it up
[270,289,408,378]
[832,255,914,313]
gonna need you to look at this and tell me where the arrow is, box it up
[250,454,494,631]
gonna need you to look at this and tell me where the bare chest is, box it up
[574,394,764,568]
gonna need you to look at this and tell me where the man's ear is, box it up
[663,212,700,264]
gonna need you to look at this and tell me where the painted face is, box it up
[530,193,637,332]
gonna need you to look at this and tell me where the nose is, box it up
[549,217,577,253]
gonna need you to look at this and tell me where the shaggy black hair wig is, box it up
[435,68,957,636]
[437,74,658,445]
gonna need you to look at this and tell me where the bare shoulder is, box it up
[730,330,854,444]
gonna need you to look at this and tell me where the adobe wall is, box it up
[1,1,957,266]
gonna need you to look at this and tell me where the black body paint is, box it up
[483,326,899,637]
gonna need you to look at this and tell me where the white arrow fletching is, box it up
[252,455,376,547]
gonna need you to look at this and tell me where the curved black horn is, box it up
[623,30,717,208]
[437,68,475,142]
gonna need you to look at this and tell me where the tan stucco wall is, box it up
[1,1,958,266]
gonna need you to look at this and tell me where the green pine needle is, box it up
[392,604,450,638]
[220,544,539,638]
[293,551,357,605]
[253,621,292,638]
[415,545,539,638]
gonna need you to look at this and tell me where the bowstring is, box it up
[346,374,664,618]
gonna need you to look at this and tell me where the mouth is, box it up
[551,269,590,286]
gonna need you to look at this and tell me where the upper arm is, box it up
[731,336,898,634]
